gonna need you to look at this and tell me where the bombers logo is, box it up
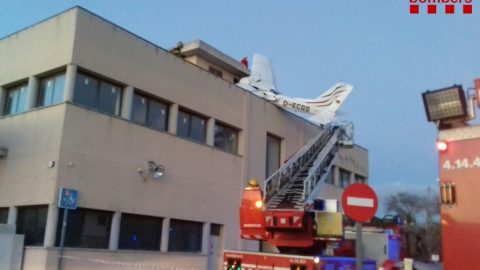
[410,0,473,14]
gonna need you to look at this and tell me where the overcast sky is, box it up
[1,0,479,217]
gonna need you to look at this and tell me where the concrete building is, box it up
[0,7,368,270]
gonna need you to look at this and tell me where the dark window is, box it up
[325,167,334,184]
[16,205,48,246]
[37,72,65,107]
[168,219,203,252]
[73,73,121,116]
[210,224,221,236]
[0,207,9,224]
[355,175,366,183]
[55,208,112,249]
[119,213,162,251]
[208,66,223,78]
[4,84,28,116]
[266,134,281,178]
[132,93,169,131]
[214,123,238,154]
[177,110,206,143]
[340,170,350,188]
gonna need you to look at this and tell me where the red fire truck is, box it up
[223,250,377,270]
[422,79,480,269]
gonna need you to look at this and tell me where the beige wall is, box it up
[0,9,75,85]
[0,7,369,270]
[22,247,207,270]
[0,105,66,206]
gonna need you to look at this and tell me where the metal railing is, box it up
[302,129,340,204]
[263,126,337,205]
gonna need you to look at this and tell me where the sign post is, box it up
[341,183,378,270]
[57,187,78,270]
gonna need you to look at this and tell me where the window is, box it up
[177,110,206,143]
[208,66,223,78]
[266,134,281,178]
[168,219,203,252]
[339,170,350,188]
[55,208,112,249]
[325,167,334,184]
[16,205,48,246]
[210,224,221,236]
[73,73,122,116]
[0,207,8,224]
[355,175,366,183]
[214,123,238,154]
[4,83,28,116]
[119,213,162,251]
[37,72,65,107]
[132,93,169,131]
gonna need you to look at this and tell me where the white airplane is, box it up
[236,54,353,125]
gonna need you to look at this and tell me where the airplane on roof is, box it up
[236,54,353,125]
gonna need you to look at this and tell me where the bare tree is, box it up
[385,192,425,225]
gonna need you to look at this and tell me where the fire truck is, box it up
[422,79,480,269]
[223,124,379,270]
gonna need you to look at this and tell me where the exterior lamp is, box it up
[422,85,468,126]
[138,161,165,182]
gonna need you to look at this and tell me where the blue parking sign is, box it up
[58,187,78,209]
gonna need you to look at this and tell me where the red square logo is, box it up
[446,5,455,14]
[464,5,472,14]
[428,5,437,14]
[410,5,419,14]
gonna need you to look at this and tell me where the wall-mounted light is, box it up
[422,85,468,124]
[138,161,165,182]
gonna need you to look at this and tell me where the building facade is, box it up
[0,7,368,270]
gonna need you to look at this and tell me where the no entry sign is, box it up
[341,183,378,222]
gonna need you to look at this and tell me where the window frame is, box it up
[16,205,48,246]
[73,72,123,116]
[168,219,203,253]
[118,213,163,251]
[339,169,350,188]
[3,83,28,116]
[176,108,207,143]
[131,91,170,132]
[37,71,66,108]
[208,66,223,78]
[213,121,239,154]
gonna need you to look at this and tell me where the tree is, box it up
[384,190,441,261]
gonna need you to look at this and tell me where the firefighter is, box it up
[241,56,248,69]
[169,41,185,58]
[248,178,259,187]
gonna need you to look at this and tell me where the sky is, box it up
[1,1,479,217]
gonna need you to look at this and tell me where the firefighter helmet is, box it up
[249,178,259,187]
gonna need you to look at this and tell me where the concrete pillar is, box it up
[109,211,122,250]
[349,172,356,185]
[202,222,211,254]
[206,118,215,146]
[160,218,170,252]
[168,104,179,135]
[7,206,17,226]
[63,64,77,102]
[0,87,6,116]
[333,166,340,187]
[43,204,59,247]
[26,76,39,110]
[121,86,134,120]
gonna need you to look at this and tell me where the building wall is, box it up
[0,7,369,270]
[0,105,66,206]
[0,9,75,85]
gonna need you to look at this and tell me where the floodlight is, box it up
[422,85,468,122]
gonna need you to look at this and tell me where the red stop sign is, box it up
[341,183,378,222]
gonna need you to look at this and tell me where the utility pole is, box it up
[426,186,431,260]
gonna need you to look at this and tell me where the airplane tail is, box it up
[304,83,353,114]
[239,54,278,93]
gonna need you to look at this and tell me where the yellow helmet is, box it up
[249,178,259,187]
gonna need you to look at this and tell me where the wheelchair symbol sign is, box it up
[58,187,78,210]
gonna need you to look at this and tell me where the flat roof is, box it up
[182,39,250,78]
